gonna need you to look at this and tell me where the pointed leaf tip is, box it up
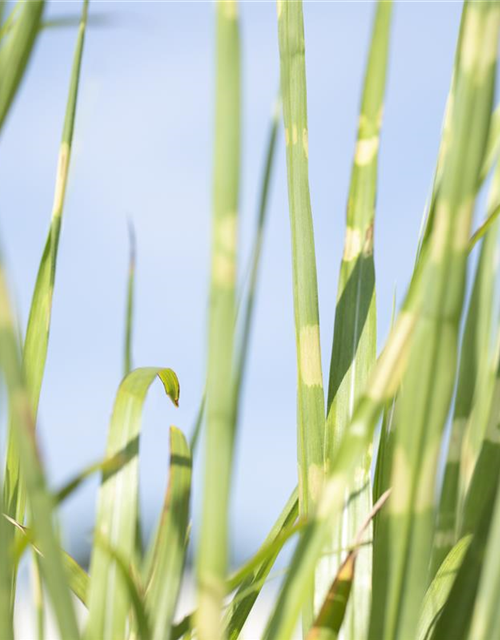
[158,369,180,407]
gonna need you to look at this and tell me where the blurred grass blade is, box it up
[55,451,133,504]
[321,4,392,636]
[143,427,192,640]
[196,1,240,638]
[309,489,391,640]
[0,0,44,130]
[276,0,325,624]
[417,535,472,640]
[4,513,90,607]
[4,0,89,537]
[124,221,136,377]
[234,95,280,406]
[432,161,500,575]
[85,367,179,640]
[0,251,79,638]
[223,488,298,640]
[380,4,500,638]
[97,536,151,640]
[467,469,500,639]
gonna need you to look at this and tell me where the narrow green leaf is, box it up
[144,427,192,640]
[124,221,136,377]
[85,367,179,640]
[196,1,241,638]
[321,5,392,637]
[0,256,79,639]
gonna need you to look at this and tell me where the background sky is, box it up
[0,0,466,571]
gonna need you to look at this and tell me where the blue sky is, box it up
[0,0,464,564]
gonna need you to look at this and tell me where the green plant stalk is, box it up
[124,221,136,377]
[0,257,79,639]
[381,4,499,639]
[276,0,325,625]
[0,0,44,130]
[320,4,392,637]
[196,1,240,638]
[85,368,179,640]
[263,257,424,640]
[431,160,500,576]
[3,0,89,535]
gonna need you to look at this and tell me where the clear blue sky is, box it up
[0,0,465,564]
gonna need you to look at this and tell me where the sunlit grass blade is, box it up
[0,0,44,130]
[3,0,89,537]
[0,253,79,639]
[380,5,500,638]
[196,1,240,638]
[310,489,390,640]
[143,427,192,640]
[417,535,472,640]
[432,161,500,575]
[85,367,179,640]
[321,4,392,636]
[223,488,298,640]
[96,536,151,640]
[276,0,325,625]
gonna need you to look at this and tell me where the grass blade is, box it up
[276,0,325,624]
[321,4,392,636]
[196,1,240,638]
[85,367,179,640]
[0,0,44,130]
[144,427,192,640]
[0,252,79,639]
[380,4,499,638]
[124,221,136,377]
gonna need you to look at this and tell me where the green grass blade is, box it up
[0,255,79,639]
[467,471,500,639]
[85,367,179,640]
[417,535,472,640]
[380,4,499,638]
[196,1,240,638]
[144,427,192,640]
[321,4,392,636]
[432,161,500,575]
[124,221,136,377]
[3,0,89,538]
[0,0,44,130]
[223,488,298,640]
[310,489,390,640]
[276,0,325,624]
[4,514,90,607]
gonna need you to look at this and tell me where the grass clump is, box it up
[1,1,500,639]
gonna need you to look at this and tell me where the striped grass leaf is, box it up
[309,489,391,640]
[0,252,79,639]
[417,535,472,640]
[379,4,500,639]
[263,253,425,640]
[143,427,192,640]
[431,160,500,575]
[320,4,392,636]
[196,1,240,638]
[85,367,179,640]
[0,0,44,130]
[276,0,325,625]
[3,0,89,536]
